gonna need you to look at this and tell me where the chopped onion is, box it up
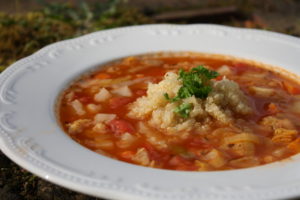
[94,88,112,102]
[78,79,102,88]
[132,148,150,166]
[249,86,276,97]
[111,86,132,97]
[85,139,114,150]
[68,119,91,134]
[92,122,107,133]
[94,113,116,123]
[78,76,131,88]
[86,104,101,113]
[204,149,227,168]
[111,77,152,89]
[243,72,267,79]
[229,156,259,168]
[70,99,86,115]
[116,132,137,148]
[65,91,75,102]
[217,65,232,75]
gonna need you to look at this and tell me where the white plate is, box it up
[1,24,300,200]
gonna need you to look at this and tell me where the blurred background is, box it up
[1,0,300,199]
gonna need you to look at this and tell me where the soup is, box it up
[58,52,300,171]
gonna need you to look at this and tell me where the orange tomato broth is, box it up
[59,53,300,171]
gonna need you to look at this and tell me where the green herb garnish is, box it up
[174,103,193,118]
[164,66,219,118]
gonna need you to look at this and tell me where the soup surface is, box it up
[59,52,300,171]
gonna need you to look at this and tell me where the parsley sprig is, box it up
[164,66,219,118]
[174,103,193,118]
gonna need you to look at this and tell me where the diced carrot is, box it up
[283,81,300,95]
[109,97,133,109]
[94,73,111,79]
[267,103,279,114]
[108,119,135,136]
[215,75,223,81]
[135,74,145,78]
[120,150,135,160]
[288,138,300,152]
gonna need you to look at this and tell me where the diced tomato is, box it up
[282,81,300,95]
[94,73,111,79]
[108,119,135,136]
[109,97,134,109]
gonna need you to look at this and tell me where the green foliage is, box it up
[0,1,151,72]
[0,12,75,70]
[96,7,151,29]
[174,103,193,118]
